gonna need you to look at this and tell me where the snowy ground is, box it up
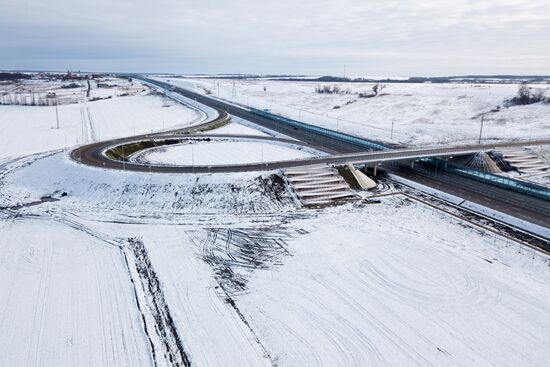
[0,79,201,159]
[232,198,550,366]
[1,75,550,367]
[531,145,550,164]
[161,77,550,146]
[0,153,298,217]
[0,76,145,105]
[0,218,153,367]
[132,139,316,166]
[2,146,550,366]
[204,120,269,136]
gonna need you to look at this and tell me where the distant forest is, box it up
[0,72,32,81]
[185,74,550,84]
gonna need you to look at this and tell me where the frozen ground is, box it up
[2,147,550,366]
[233,197,550,367]
[0,79,201,159]
[1,77,550,366]
[0,76,145,105]
[161,77,550,146]
[0,153,298,217]
[0,218,153,367]
[133,139,316,166]
[531,145,550,164]
[203,120,269,136]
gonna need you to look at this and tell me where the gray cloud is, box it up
[1,0,549,75]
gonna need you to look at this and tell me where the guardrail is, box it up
[420,158,550,201]
[250,108,392,151]
[251,108,550,202]
[132,76,550,202]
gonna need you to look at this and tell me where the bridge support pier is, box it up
[374,164,378,176]
[411,161,415,169]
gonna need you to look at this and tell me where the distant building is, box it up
[62,70,83,81]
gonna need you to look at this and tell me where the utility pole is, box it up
[478,113,486,144]
[390,119,395,140]
[55,97,60,129]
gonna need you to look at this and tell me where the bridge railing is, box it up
[250,108,392,151]
[251,108,550,201]
[138,77,550,202]
[420,158,550,201]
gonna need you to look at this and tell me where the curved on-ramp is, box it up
[70,76,550,174]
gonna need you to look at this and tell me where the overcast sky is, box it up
[1,0,549,76]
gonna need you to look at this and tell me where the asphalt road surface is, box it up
[71,75,549,229]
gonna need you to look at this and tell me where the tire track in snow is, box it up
[191,227,298,366]
[126,238,192,367]
[1,213,164,366]
[49,214,188,366]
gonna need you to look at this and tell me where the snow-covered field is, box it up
[0,153,298,216]
[0,77,145,105]
[0,79,201,159]
[234,198,550,366]
[0,161,550,366]
[162,77,550,146]
[2,145,550,366]
[204,120,269,136]
[133,139,315,166]
[1,75,550,367]
[0,218,153,367]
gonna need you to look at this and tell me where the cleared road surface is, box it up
[70,75,550,229]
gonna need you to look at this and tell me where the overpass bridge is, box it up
[75,74,550,227]
[129,75,550,201]
[282,139,550,168]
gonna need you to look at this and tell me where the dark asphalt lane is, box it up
[386,164,550,228]
[70,75,549,229]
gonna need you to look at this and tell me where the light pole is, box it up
[478,112,489,144]
[55,97,60,129]
[390,119,395,140]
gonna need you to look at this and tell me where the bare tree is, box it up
[372,83,386,96]
[517,83,530,105]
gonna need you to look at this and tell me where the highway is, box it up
[71,133,316,173]
[71,75,550,228]
[387,165,550,228]
[76,135,550,173]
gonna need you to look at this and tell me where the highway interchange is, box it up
[71,75,550,229]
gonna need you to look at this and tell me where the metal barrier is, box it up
[419,158,550,201]
[250,108,392,151]
[131,78,550,202]
[251,109,550,202]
